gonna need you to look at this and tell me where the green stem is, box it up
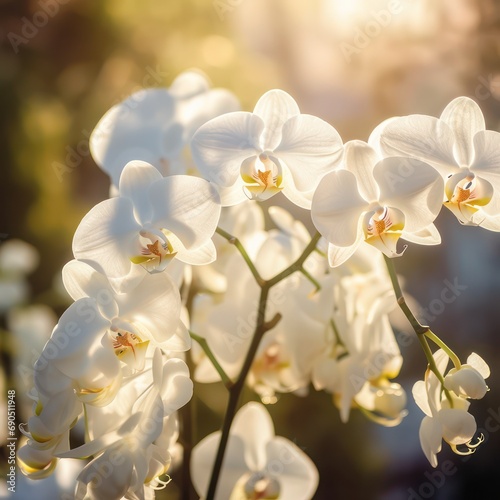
[206,286,271,499]
[190,332,233,389]
[300,267,321,292]
[266,232,322,287]
[383,255,454,406]
[205,231,322,499]
[216,226,265,287]
[424,330,461,370]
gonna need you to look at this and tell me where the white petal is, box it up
[470,130,500,215]
[191,433,248,500]
[444,366,488,400]
[412,380,432,417]
[160,358,193,414]
[72,197,141,281]
[467,352,490,379]
[375,115,458,176]
[90,88,174,186]
[276,114,343,194]
[311,169,367,247]
[419,416,442,467]
[175,88,240,143]
[62,260,119,319]
[266,437,319,500]
[232,402,274,471]
[114,271,183,346]
[402,223,441,246]
[191,112,263,186]
[253,89,300,151]
[343,140,380,201]
[327,240,361,268]
[118,160,163,223]
[176,238,217,266]
[44,299,119,389]
[438,408,476,445]
[168,70,209,98]
[375,157,444,232]
[149,175,221,249]
[440,97,485,166]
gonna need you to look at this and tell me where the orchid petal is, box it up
[191,433,248,500]
[402,223,441,245]
[412,380,432,417]
[253,89,300,151]
[438,408,477,445]
[467,352,490,379]
[375,115,458,176]
[311,169,368,247]
[62,260,119,320]
[191,112,263,187]
[72,197,141,281]
[266,437,319,500]
[232,402,275,471]
[327,240,362,268]
[419,416,442,467]
[375,157,444,232]
[90,88,174,186]
[344,140,380,201]
[149,175,221,249]
[118,161,163,224]
[440,97,485,166]
[276,114,343,193]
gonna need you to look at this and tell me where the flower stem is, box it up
[424,330,461,370]
[383,255,454,406]
[300,266,321,292]
[216,226,265,287]
[205,231,322,499]
[190,331,233,389]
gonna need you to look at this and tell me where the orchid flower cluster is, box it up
[17,70,497,499]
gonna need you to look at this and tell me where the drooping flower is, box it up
[191,89,343,208]
[371,96,500,230]
[413,349,485,467]
[57,350,193,500]
[443,352,490,400]
[90,70,240,188]
[311,140,443,267]
[72,160,221,292]
[191,402,318,500]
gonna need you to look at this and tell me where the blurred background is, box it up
[2,0,500,498]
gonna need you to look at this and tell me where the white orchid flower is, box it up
[72,160,221,292]
[192,89,343,208]
[312,264,406,426]
[58,349,193,500]
[62,260,190,359]
[33,297,122,408]
[371,96,500,230]
[412,349,484,467]
[444,352,490,400]
[90,70,240,188]
[191,402,318,500]
[311,140,444,267]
